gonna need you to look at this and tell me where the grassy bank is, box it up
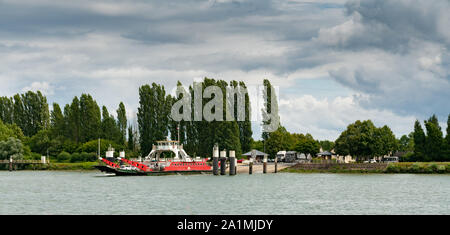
[282,162,450,174]
[385,162,450,174]
[0,162,99,171]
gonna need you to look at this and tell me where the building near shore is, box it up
[242,150,269,162]
[317,151,355,163]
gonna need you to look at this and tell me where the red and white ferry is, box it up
[95,140,212,176]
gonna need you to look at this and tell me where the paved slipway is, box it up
[235,163,293,174]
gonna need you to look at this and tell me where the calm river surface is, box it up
[1,171,449,214]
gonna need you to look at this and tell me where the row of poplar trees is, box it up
[413,114,450,162]
[137,78,253,158]
[0,91,128,155]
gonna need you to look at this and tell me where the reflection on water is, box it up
[0,171,449,214]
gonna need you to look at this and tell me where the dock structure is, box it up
[212,144,219,175]
[0,157,49,171]
[220,150,227,175]
[229,150,236,176]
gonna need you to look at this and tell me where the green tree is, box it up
[398,132,414,152]
[424,115,444,161]
[265,126,291,158]
[79,94,101,143]
[374,125,398,157]
[413,120,426,161]
[0,137,24,160]
[137,83,170,155]
[335,120,379,162]
[236,81,253,154]
[0,96,14,124]
[101,106,120,142]
[0,119,25,141]
[319,140,335,151]
[50,103,65,138]
[128,125,135,151]
[116,102,127,144]
[67,97,81,143]
[261,79,280,141]
[444,114,450,161]
[294,133,320,156]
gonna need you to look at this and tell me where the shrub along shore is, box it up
[282,162,450,174]
[0,162,98,171]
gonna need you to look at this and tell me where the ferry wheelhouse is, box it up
[95,140,212,176]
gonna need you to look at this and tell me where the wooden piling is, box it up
[220,150,227,175]
[274,157,278,173]
[229,150,236,176]
[213,145,219,175]
[263,155,267,174]
[250,149,256,174]
[9,157,12,171]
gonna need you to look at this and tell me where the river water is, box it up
[0,171,449,214]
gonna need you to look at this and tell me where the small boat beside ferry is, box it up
[95,140,212,176]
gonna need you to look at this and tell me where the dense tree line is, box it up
[334,120,397,162]
[137,78,252,158]
[411,114,450,162]
[0,91,128,161]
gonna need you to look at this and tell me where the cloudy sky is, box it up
[1,0,449,140]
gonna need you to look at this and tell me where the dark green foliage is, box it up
[236,81,252,154]
[0,96,14,124]
[0,119,25,141]
[67,97,81,143]
[137,83,170,155]
[398,133,414,152]
[0,137,24,160]
[261,79,280,141]
[424,115,444,161]
[56,151,71,162]
[77,139,124,155]
[127,125,135,151]
[79,94,101,143]
[444,115,450,161]
[335,120,397,162]
[294,133,321,156]
[116,102,127,144]
[413,120,427,161]
[265,126,291,158]
[9,91,50,137]
[412,114,449,162]
[319,140,335,151]
[50,103,65,138]
[101,106,121,142]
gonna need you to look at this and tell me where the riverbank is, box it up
[0,162,98,171]
[282,162,450,174]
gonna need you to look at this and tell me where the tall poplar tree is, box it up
[137,83,170,155]
[116,102,127,145]
[79,94,101,143]
[0,97,14,124]
[50,103,65,138]
[413,120,426,161]
[424,115,444,161]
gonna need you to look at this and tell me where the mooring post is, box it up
[229,150,236,176]
[263,155,267,174]
[274,156,278,173]
[220,150,227,175]
[9,156,12,172]
[213,144,219,175]
[249,149,256,174]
